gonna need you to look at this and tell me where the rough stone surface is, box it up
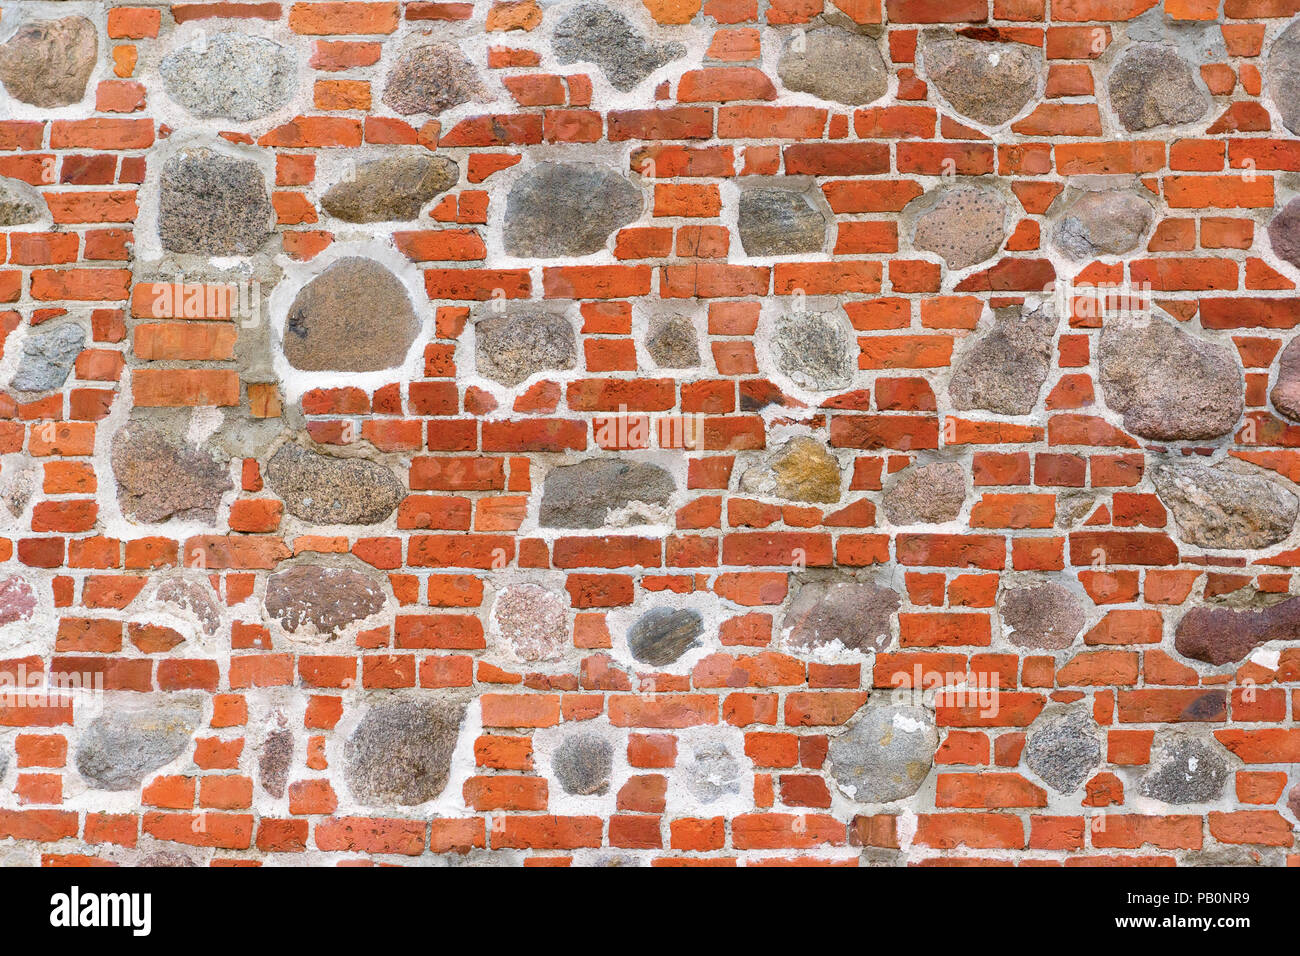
[539,458,674,529]
[322,154,458,223]
[0,575,37,628]
[828,699,938,803]
[1267,18,1300,135]
[1267,197,1300,271]
[683,744,743,802]
[777,26,888,105]
[112,426,232,524]
[1052,191,1155,260]
[770,311,855,392]
[503,163,642,258]
[283,257,419,372]
[1139,736,1229,804]
[913,187,1007,270]
[264,565,386,637]
[1270,333,1300,420]
[265,444,404,525]
[0,177,47,227]
[154,575,222,635]
[949,304,1055,415]
[552,3,684,92]
[738,437,842,503]
[160,32,296,121]
[474,311,577,387]
[918,30,1042,126]
[1175,597,1300,666]
[345,700,464,806]
[0,16,96,108]
[75,697,203,791]
[1152,462,1298,550]
[1025,711,1102,794]
[646,315,699,368]
[552,733,613,795]
[627,607,703,666]
[999,583,1085,650]
[1098,315,1243,440]
[158,149,274,256]
[492,584,568,662]
[1109,43,1208,131]
[737,187,827,256]
[10,323,85,393]
[258,729,292,799]
[382,43,485,115]
[883,461,966,524]
[782,580,900,654]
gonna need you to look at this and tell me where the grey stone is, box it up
[738,437,842,504]
[160,32,296,121]
[10,323,85,393]
[883,461,966,524]
[266,444,404,525]
[539,458,675,529]
[782,580,900,654]
[1108,43,1208,131]
[154,574,221,636]
[1152,462,1298,550]
[777,25,888,105]
[474,310,576,387]
[913,187,1007,270]
[75,697,204,791]
[949,304,1055,415]
[1270,333,1300,420]
[0,178,47,227]
[283,257,419,372]
[918,29,1042,127]
[321,154,458,223]
[264,565,386,637]
[1267,197,1300,271]
[627,607,703,667]
[345,699,464,806]
[1052,191,1155,260]
[137,852,197,867]
[492,583,568,662]
[552,733,613,795]
[1098,315,1243,440]
[738,186,827,256]
[382,43,486,115]
[552,3,684,92]
[0,457,35,518]
[1175,597,1300,666]
[1025,711,1101,794]
[1139,735,1229,804]
[683,744,743,803]
[999,583,1085,650]
[503,162,642,258]
[828,699,938,803]
[1267,18,1300,135]
[0,574,36,628]
[158,148,273,256]
[112,426,232,524]
[0,16,96,108]
[646,316,699,368]
[258,729,292,799]
[771,311,855,392]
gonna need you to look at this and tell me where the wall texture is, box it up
[0,0,1297,866]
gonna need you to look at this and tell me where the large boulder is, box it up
[777,26,888,105]
[1052,191,1155,260]
[0,16,97,107]
[828,698,938,803]
[627,607,703,667]
[382,43,485,115]
[738,185,827,256]
[551,3,684,92]
[883,461,966,524]
[738,437,842,503]
[503,163,642,258]
[112,425,232,524]
[913,187,1008,270]
[770,311,855,392]
[1108,43,1208,131]
[10,323,85,393]
[264,565,386,638]
[1139,735,1229,804]
[160,32,296,121]
[539,458,674,529]
[266,444,404,525]
[1175,596,1300,666]
[918,29,1042,127]
[322,154,458,223]
[158,149,274,256]
[1267,18,1300,135]
[1152,461,1298,550]
[75,697,204,791]
[949,304,1055,415]
[474,311,577,387]
[782,580,900,654]
[345,699,464,806]
[1025,710,1101,794]
[999,583,1085,650]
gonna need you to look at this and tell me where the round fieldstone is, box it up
[999,583,1085,650]
[1098,314,1243,440]
[0,177,48,227]
[283,257,419,372]
[883,461,966,524]
[1025,710,1102,794]
[1052,191,1155,260]
[158,148,274,256]
[782,580,900,654]
[683,744,743,803]
[1108,43,1209,131]
[382,43,486,115]
[264,565,386,638]
[1270,334,1300,420]
[503,162,643,258]
[1139,735,1229,804]
[265,444,404,525]
[771,310,855,392]
[160,32,296,121]
[10,323,85,393]
[75,696,204,791]
[913,187,1007,270]
[777,25,888,105]
[1175,597,1300,666]
[737,186,827,256]
[828,699,938,803]
[1152,461,1298,550]
[1267,18,1300,135]
[322,154,458,223]
[646,315,699,369]
[949,304,1056,415]
[1267,197,1300,271]
[0,16,97,108]
[739,437,842,503]
[539,458,675,529]
[492,583,568,662]
[918,29,1043,127]
[112,425,232,524]
[474,310,577,387]
[345,699,464,806]
[552,2,684,92]
[627,608,703,667]
[0,575,36,628]
[258,728,292,799]
[552,733,613,795]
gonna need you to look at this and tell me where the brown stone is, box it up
[1175,596,1300,666]
[112,425,232,525]
[264,565,386,638]
[739,437,842,504]
[783,580,900,654]
[0,16,97,108]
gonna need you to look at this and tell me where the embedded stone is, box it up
[0,16,97,108]
[1152,462,1298,550]
[1139,735,1229,804]
[770,311,855,392]
[160,32,296,121]
[1267,18,1300,135]
[683,744,743,803]
[777,25,888,105]
[283,257,419,372]
[913,187,1008,270]
[1175,597,1300,666]
[628,607,703,667]
[883,461,966,524]
[75,697,204,791]
[321,154,458,223]
[782,580,900,654]
[949,304,1055,415]
[492,583,568,662]
[918,30,1042,127]
[1267,197,1300,271]
[1025,711,1102,794]
[0,177,47,227]
[0,575,36,628]
[158,148,274,256]
[552,733,613,795]
[1108,43,1209,131]
[345,699,464,806]
[552,3,684,92]
[258,729,292,799]
[1097,314,1243,440]
[1052,191,1155,260]
[154,575,222,635]
[999,583,1085,650]
[646,315,699,369]
[474,311,576,387]
[1270,334,1300,420]
[265,444,404,525]
[264,565,386,637]
[10,323,85,393]
[112,426,233,524]
[737,186,827,256]
[828,699,938,803]
[739,437,842,504]
[382,43,486,115]
[502,163,642,258]
[539,458,675,529]
[1288,783,1300,820]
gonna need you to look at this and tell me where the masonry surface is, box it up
[0,0,1296,867]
